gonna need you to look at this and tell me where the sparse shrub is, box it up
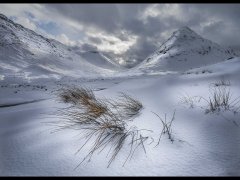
[179,78,240,115]
[179,93,201,108]
[152,110,176,146]
[181,85,240,114]
[204,86,239,114]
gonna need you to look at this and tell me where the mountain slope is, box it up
[135,26,236,73]
[0,14,121,81]
[72,48,123,70]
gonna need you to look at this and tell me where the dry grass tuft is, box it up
[152,110,176,146]
[203,86,240,114]
[179,83,240,115]
[53,87,148,168]
[59,87,95,105]
[109,92,143,120]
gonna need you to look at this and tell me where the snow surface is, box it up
[1,58,240,176]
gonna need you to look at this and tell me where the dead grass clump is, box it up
[59,87,95,105]
[179,79,240,114]
[203,86,240,114]
[55,87,148,168]
[112,93,143,120]
[58,87,107,119]
[86,99,108,119]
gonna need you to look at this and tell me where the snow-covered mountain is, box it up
[1,13,239,82]
[72,49,123,70]
[0,14,123,81]
[135,26,237,73]
[229,46,240,57]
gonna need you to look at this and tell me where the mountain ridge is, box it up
[135,26,237,73]
[0,13,122,81]
[0,13,239,81]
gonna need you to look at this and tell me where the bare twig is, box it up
[152,110,176,147]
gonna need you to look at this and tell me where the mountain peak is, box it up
[156,26,203,52]
[172,26,201,40]
[137,25,236,72]
[178,26,194,32]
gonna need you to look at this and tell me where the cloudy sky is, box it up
[0,4,240,67]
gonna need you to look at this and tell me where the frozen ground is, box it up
[1,58,240,176]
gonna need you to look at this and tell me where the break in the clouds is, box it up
[1,4,240,67]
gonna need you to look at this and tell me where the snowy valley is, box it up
[0,12,240,176]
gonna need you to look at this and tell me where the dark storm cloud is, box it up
[42,4,240,66]
[88,36,102,45]
[122,37,158,68]
[80,43,98,51]
[172,4,240,46]
[44,4,143,33]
